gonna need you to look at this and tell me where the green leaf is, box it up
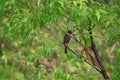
[96,11,101,21]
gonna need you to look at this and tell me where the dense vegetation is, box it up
[0,0,120,80]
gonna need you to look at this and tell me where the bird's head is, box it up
[67,30,72,34]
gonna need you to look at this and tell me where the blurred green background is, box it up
[0,0,120,80]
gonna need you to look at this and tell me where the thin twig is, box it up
[84,59,101,73]
[67,46,81,58]
[67,45,101,73]
[46,26,62,43]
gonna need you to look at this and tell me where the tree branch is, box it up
[67,46,101,73]
[88,27,109,79]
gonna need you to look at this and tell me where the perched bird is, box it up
[63,30,72,53]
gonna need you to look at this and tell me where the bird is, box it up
[63,30,72,53]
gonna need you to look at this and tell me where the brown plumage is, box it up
[63,30,72,53]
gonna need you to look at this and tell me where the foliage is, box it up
[0,0,120,80]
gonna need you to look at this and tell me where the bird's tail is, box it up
[64,45,67,53]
